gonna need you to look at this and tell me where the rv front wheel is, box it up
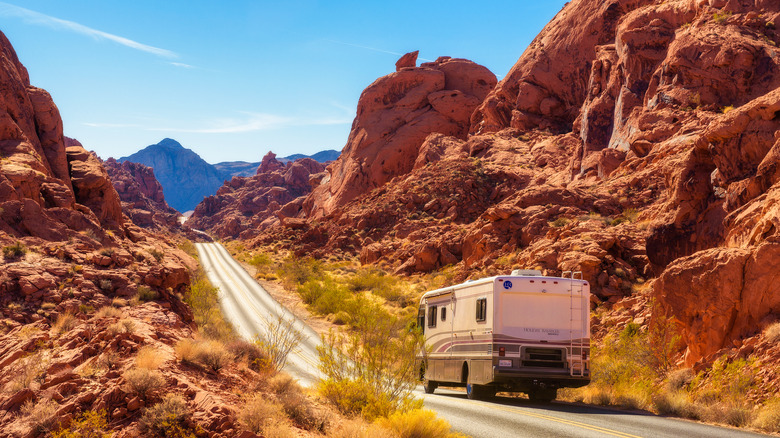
[423,379,438,394]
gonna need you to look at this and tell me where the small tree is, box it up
[317,302,423,419]
[255,312,306,372]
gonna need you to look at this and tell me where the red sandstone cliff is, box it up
[187,152,326,239]
[247,0,780,371]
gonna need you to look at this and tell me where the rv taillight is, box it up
[582,351,587,360]
[499,347,505,357]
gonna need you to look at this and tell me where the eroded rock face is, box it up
[243,1,780,373]
[187,152,325,239]
[104,158,180,230]
[303,55,497,218]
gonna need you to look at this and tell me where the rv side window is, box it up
[441,307,447,322]
[427,306,437,328]
[476,298,487,322]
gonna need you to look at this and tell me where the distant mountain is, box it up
[118,138,225,213]
[214,150,340,179]
[213,161,261,179]
[280,149,340,164]
[118,140,340,213]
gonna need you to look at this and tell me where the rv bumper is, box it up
[492,367,590,389]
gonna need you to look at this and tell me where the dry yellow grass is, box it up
[765,321,780,343]
[238,393,287,435]
[135,345,165,370]
[52,312,78,336]
[175,338,232,372]
[95,306,122,319]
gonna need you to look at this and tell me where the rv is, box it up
[417,270,590,401]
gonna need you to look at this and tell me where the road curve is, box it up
[195,242,324,386]
[196,242,772,438]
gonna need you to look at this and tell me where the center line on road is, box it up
[475,401,642,438]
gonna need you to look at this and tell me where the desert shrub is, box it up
[550,217,570,228]
[107,319,135,336]
[98,350,121,371]
[378,408,460,438]
[666,368,694,391]
[268,374,326,431]
[175,339,232,372]
[753,398,780,432]
[652,391,700,419]
[21,398,59,435]
[184,269,233,339]
[695,356,757,403]
[123,368,165,399]
[326,419,395,438]
[137,286,158,302]
[111,297,127,308]
[139,394,195,438]
[99,247,115,257]
[255,313,305,372]
[317,302,423,420]
[149,248,165,262]
[227,339,271,372]
[6,351,50,392]
[347,268,400,299]
[78,304,94,314]
[53,312,78,336]
[765,321,780,343]
[703,401,753,427]
[95,306,122,319]
[178,239,197,258]
[238,393,286,435]
[277,256,323,290]
[98,279,113,292]
[136,345,165,370]
[51,409,110,438]
[41,302,56,311]
[3,241,27,259]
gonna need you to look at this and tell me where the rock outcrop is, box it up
[104,158,180,231]
[245,0,780,372]
[302,56,497,218]
[187,152,325,239]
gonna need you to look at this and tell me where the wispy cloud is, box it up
[170,62,195,69]
[326,40,433,62]
[84,111,352,134]
[0,2,177,58]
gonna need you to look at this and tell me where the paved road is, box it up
[195,242,323,386]
[195,242,771,438]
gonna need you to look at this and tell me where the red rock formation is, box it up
[303,55,497,218]
[245,0,780,373]
[104,158,180,231]
[187,152,325,239]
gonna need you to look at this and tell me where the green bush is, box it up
[277,257,323,290]
[140,394,196,438]
[138,286,158,302]
[2,241,26,259]
[317,301,423,420]
[52,410,111,438]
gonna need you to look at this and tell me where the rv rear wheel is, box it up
[423,380,438,394]
[466,383,494,400]
[528,388,557,403]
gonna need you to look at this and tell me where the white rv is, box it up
[417,270,590,401]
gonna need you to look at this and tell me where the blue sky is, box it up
[0,1,567,163]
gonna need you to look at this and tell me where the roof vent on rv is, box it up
[511,269,543,276]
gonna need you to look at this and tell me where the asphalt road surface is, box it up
[195,242,772,438]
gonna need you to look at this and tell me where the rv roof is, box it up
[419,274,588,302]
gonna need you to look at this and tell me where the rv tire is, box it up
[466,383,492,400]
[423,380,438,394]
[528,388,557,403]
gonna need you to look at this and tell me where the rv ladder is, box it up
[564,270,586,377]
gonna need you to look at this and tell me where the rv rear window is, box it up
[476,298,487,322]
[428,306,437,328]
[441,307,447,322]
